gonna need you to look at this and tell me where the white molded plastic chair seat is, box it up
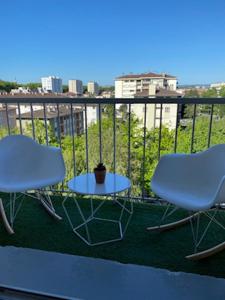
[0,135,66,234]
[0,135,65,193]
[151,145,225,212]
[149,145,225,260]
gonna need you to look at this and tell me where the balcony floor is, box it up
[0,246,225,300]
[0,195,225,279]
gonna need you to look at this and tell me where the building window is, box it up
[165,107,170,113]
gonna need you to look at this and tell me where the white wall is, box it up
[69,80,83,95]
[115,80,123,98]
[167,79,177,91]
[41,77,62,93]
[155,104,178,129]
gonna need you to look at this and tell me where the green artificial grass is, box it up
[0,193,225,278]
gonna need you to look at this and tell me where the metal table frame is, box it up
[62,173,133,246]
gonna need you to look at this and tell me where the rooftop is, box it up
[116,72,176,80]
[0,94,71,99]
[18,106,83,120]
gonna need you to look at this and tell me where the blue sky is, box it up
[0,0,225,85]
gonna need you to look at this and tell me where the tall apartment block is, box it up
[87,81,99,95]
[68,80,83,96]
[41,76,63,93]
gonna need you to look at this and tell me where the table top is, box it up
[68,173,131,195]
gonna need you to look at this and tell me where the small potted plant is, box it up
[94,163,106,184]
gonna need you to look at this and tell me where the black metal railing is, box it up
[0,96,225,201]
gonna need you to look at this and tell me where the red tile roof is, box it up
[116,72,176,79]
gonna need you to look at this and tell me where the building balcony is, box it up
[0,96,225,299]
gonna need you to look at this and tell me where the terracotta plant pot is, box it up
[94,163,106,184]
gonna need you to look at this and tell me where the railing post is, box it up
[70,103,76,177]
[142,104,147,199]
[158,103,163,161]
[190,104,197,153]
[43,103,49,145]
[98,103,102,163]
[208,104,214,148]
[84,104,89,173]
[17,103,23,134]
[113,103,116,173]
[30,103,35,140]
[5,103,11,135]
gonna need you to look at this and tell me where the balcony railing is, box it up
[0,96,224,201]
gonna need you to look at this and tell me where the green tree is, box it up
[63,85,68,93]
[202,88,217,98]
[0,81,18,92]
[24,120,56,145]
[220,86,225,97]
[18,110,225,198]
[25,82,41,90]
[185,89,200,98]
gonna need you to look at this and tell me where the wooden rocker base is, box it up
[186,240,225,260]
[147,212,200,232]
[147,210,225,260]
[0,192,61,234]
[38,193,62,221]
[0,198,14,234]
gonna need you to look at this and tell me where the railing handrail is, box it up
[0,96,225,104]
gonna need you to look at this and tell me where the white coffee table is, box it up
[62,173,133,246]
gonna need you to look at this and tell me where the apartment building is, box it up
[115,72,181,130]
[87,81,99,95]
[115,72,177,98]
[0,106,17,129]
[0,92,99,135]
[41,76,63,93]
[210,82,225,91]
[135,86,183,130]
[69,80,83,96]
[18,106,84,139]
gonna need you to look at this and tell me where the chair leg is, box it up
[36,190,62,221]
[186,241,225,260]
[186,208,225,260]
[0,198,14,234]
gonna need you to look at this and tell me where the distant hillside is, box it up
[178,84,210,89]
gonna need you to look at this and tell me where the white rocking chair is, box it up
[0,135,65,234]
[147,145,225,260]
